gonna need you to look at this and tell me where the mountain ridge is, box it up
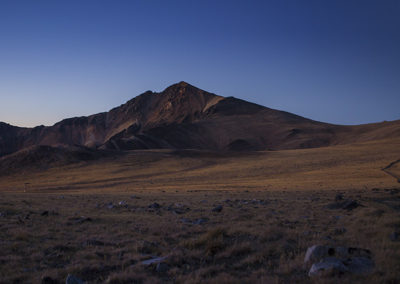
[1,82,400,159]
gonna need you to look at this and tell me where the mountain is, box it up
[1,81,400,159]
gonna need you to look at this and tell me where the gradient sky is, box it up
[0,0,399,127]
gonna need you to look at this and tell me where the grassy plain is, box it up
[0,138,400,283]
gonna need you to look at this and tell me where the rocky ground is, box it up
[1,188,399,283]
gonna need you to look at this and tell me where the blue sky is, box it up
[0,0,399,127]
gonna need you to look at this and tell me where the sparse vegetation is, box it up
[0,139,400,283]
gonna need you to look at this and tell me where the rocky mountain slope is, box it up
[1,81,399,159]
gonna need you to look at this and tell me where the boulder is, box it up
[304,245,330,264]
[65,274,84,284]
[309,257,348,276]
[344,257,375,274]
[305,245,374,277]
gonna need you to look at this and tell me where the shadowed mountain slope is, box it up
[1,81,400,159]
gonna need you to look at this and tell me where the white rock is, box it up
[304,245,329,264]
[309,257,348,276]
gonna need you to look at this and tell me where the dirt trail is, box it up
[382,159,400,183]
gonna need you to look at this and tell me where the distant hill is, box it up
[1,81,400,160]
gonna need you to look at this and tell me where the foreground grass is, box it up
[0,188,399,283]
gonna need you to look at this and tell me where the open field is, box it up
[1,138,400,283]
[1,138,400,193]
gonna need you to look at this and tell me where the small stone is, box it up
[148,202,161,209]
[390,231,399,241]
[326,199,360,210]
[335,194,344,201]
[85,239,105,246]
[180,218,191,224]
[173,209,184,215]
[41,211,49,216]
[141,256,167,265]
[41,276,58,284]
[342,200,360,210]
[107,203,114,209]
[156,262,169,273]
[212,205,223,212]
[118,201,126,206]
[334,228,347,235]
[193,218,208,225]
[77,217,92,224]
[65,274,84,284]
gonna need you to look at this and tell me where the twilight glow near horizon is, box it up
[0,0,399,127]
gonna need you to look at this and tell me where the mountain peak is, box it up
[163,81,196,93]
[177,81,189,86]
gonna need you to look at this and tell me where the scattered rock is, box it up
[334,228,347,235]
[41,211,49,216]
[148,203,161,209]
[84,239,105,246]
[193,218,209,225]
[180,218,209,225]
[335,194,344,201]
[118,201,126,206]
[212,205,223,212]
[107,203,114,209]
[180,218,191,224]
[327,199,360,210]
[342,200,360,210]
[68,216,92,224]
[156,262,169,273]
[41,276,58,284]
[65,274,84,284]
[390,231,399,241]
[141,256,168,265]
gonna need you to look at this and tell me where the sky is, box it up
[0,0,399,127]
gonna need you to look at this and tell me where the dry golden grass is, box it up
[0,138,399,283]
[1,138,400,193]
